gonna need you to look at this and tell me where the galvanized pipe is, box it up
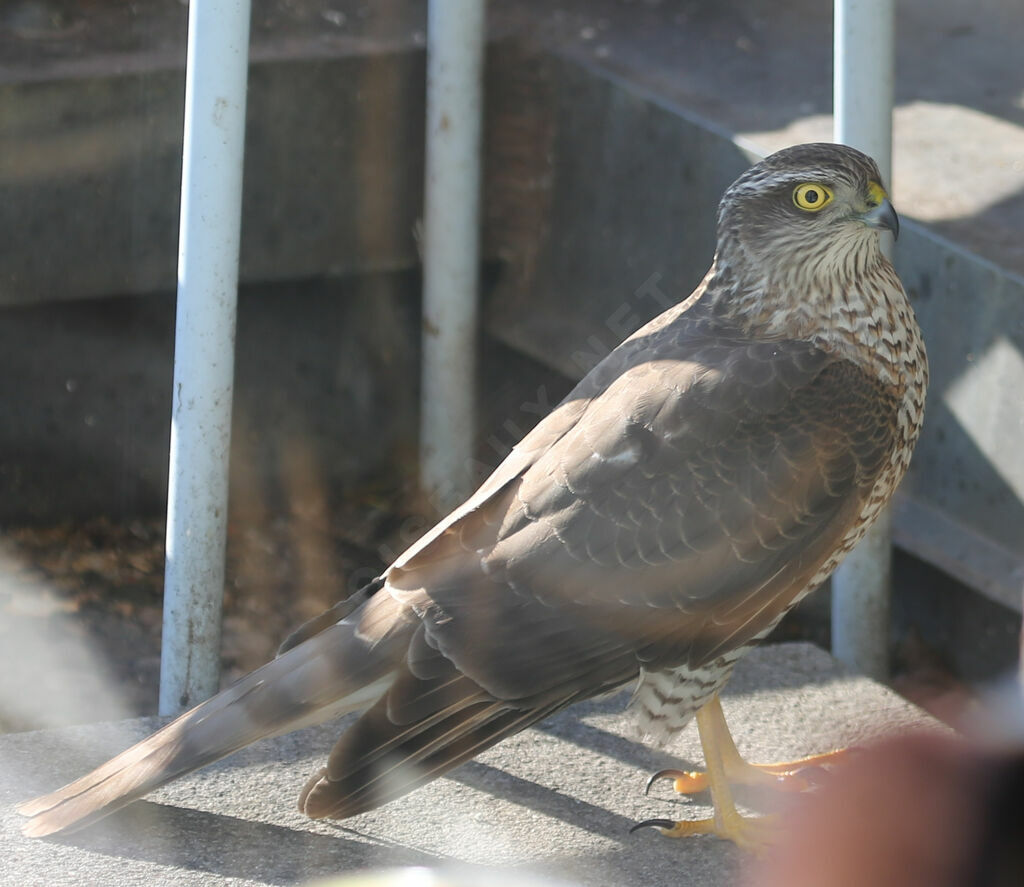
[832,0,896,679]
[419,0,486,513]
[160,0,252,715]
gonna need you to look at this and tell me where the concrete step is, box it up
[1,643,937,887]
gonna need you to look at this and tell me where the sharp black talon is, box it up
[645,768,687,796]
[630,818,676,835]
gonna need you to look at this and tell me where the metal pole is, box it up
[832,0,895,679]
[160,0,252,715]
[420,0,486,513]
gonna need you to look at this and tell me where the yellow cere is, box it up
[792,182,835,211]
[867,180,889,207]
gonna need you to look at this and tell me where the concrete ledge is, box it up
[1,643,938,887]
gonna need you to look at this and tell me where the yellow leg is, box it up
[647,696,849,794]
[633,695,814,850]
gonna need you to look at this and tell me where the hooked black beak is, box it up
[861,197,900,240]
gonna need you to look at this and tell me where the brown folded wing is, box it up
[301,309,899,819]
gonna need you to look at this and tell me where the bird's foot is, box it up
[633,696,850,850]
[646,746,849,796]
[631,807,779,852]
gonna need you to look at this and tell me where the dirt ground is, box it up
[0,465,435,735]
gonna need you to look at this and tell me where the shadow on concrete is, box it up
[45,800,441,885]
[449,759,637,841]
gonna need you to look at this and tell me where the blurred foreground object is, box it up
[308,866,575,887]
[750,730,1024,887]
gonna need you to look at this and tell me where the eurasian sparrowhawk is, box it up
[19,143,928,847]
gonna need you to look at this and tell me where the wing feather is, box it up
[305,303,899,822]
[388,308,898,702]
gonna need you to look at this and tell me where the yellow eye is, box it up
[792,183,835,211]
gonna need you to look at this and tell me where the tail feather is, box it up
[299,696,571,820]
[17,611,405,837]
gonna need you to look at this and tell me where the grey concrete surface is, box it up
[508,0,1024,278]
[1,644,938,887]
[4,0,1024,304]
[0,275,424,525]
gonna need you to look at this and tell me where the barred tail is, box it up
[18,600,406,837]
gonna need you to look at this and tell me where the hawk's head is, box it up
[716,143,898,279]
